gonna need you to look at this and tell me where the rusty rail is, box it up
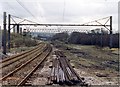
[47,51,87,86]
[2,43,42,63]
[18,45,52,86]
[1,44,48,81]
[1,43,45,69]
[1,44,52,86]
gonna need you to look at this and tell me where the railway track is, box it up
[1,44,52,86]
[47,50,87,86]
[2,43,42,63]
[1,43,46,76]
[1,43,44,65]
[18,45,52,86]
[1,44,87,86]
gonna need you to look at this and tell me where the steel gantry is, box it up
[3,12,112,54]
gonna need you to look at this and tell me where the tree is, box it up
[51,32,69,42]
[68,32,81,44]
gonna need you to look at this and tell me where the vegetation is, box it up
[68,32,119,48]
[51,32,69,42]
[51,41,119,83]
[1,30,37,48]
[51,29,119,48]
[10,33,37,48]
[50,29,119,84]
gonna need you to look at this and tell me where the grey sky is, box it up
[0,0,119,32]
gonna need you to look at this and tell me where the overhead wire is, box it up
[104,18,110,25]
[1,2,16,30]
[1,1,112,34]
[10,15,39,30]
[16,0,40,23]
[11,15,38,24]
[16,0,35,18]
[95,21,110,30]
[5,2,16,14]
[37,2,44,22]
[4,1,111,33]
[81,16,110,25]
[11,16,17,24]
[5,1,39,24]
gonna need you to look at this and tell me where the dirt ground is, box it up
[31,44,119,85]
[30,49,53,85]
[1,43,119,86]
[51,42,119,85]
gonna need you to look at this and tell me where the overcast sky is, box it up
[0,0,119,32]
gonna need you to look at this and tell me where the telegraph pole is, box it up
[109,16,112,49]
[8,14,11,52]
[3,12,7,55]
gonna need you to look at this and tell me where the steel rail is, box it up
[58,51,82,81]
[17,45,52,86]
[48,51,87,86]
[1,44,48,81]
[1,44,45,68]
[2,43,42,63]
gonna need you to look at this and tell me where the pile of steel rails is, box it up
[0,43,52,86]
[47,50,87,86]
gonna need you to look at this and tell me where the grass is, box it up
[10,46,34,53]
[53,42,119,77]
[50,40,119,84]
[67,44,118,61]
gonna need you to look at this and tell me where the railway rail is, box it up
[18,45,52,86]
[2,43,42,63]
[1,44,52,86]
[1,44,87,86]
[47,50,87,86]
[1,43,46,77]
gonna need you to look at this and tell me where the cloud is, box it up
[0,0,119,31]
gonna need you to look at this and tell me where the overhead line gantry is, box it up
[2,12,113,55]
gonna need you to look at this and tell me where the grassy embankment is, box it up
[8,33,38,54]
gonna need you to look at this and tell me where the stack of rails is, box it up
[47,51,87,86]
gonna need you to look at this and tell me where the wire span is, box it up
[16,0,40,23]
[11,15,39,24]
[81,16,110,25]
